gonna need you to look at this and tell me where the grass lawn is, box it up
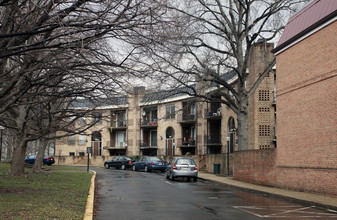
[0,163,93,220]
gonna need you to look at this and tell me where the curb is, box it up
[197,172,337,210]
[83,170,96,220]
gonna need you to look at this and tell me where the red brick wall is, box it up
[274,20,337,195]
[232,149,337,196]
[275,167,337,195]
[233,149,276,186]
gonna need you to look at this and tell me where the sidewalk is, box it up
[198,171,337,210]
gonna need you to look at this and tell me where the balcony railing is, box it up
[108,142,127,149]
[177,138,196,147]
[140,119,158,127]
[204,135,222,145]
[205,110,221,119]
[111,120,127,128]
[139,141,158,149]
[177,114,197,123]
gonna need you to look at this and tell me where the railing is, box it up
[139,141,158,148]
[177,137,196,147]
[111,120,127,128]
[204,110,221,118]
[177,114,197,123]
[140,119,158,126]
[204,135,222,145]
[108,142,127,149]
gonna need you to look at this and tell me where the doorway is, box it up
[91,131,102,156]
[166,127,175,156]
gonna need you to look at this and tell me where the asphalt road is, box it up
[93,167,337,220]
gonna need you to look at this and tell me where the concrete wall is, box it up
[55,155,113,167]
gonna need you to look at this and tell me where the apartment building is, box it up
[55,41,276,159]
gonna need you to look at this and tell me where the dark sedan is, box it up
[132,156,167,172]
[104,156,134,170]
[24,154,55,166]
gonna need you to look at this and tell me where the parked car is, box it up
[132,156,167,172]
[166,157,198,182]
[104,156,134,170]
[24,154,55,166]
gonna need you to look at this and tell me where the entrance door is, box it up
[166,127,175,156]
[93,141,100,156]
[167,139,173,156]
[230,132,235,153]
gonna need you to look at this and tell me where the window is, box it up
[150,109,158,122]
[69,152,75,156]
[259,125,270,136]
[117,112,126,127]
[258,90,270,101]
[176,158,195,165]
[191,126,196,141]
[259,145,271,149]
[79,117,86,125]
[259,107,270,112]
[79,152,85,156]
[191,103,196,115]
[78,133,86,145]
[68,135,76,145]
[93,112,102,124]
[165,105,175,119]
[116,132,126,147]
[150,130,157,147]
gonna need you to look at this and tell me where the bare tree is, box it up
[0,0,159,175]
[126,0,308,150]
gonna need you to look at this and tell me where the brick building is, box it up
[54,42,276,171]
[272,0,337,195]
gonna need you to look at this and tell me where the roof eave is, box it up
[273,10,337,54]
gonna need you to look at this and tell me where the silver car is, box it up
[166,157,198,182]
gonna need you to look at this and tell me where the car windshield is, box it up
[176,159,195,165]
[149,157,162,161]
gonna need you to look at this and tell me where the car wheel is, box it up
[193,177,198,182]
[132,165,136,171]
[104,163,109,169]
[144,165,148,172]
[169,172,175,181]
[121,164,126,170]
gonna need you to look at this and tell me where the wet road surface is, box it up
[93,167,337,220]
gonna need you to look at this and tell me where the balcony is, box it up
[177,114,197,124]
[140,119,158,128]
[139,142,158,149]
[205,110,221,120]
[177,138,196,148]
[108,142,127,149]
[110,120,127,131]
[204,135,222,146]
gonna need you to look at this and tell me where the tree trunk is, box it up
[32,138,48,173]
[237,94,249,151]
[10,141,27,176]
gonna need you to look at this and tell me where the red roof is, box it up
[273,0,337,53]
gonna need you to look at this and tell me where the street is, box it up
[93,167,337,220]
